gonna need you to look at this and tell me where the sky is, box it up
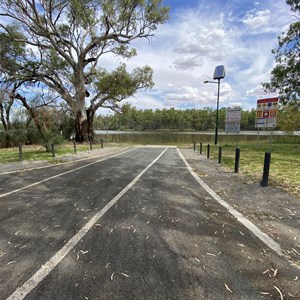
[102,0,293,112]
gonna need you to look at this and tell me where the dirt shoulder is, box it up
[180,147,300,268]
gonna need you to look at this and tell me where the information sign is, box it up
[226,108,241,133]
[256,97,278,128]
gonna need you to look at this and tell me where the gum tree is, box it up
[0,0,169,142]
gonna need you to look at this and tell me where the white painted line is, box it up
[0,148,134,199]
[6,148,168,300]
[177,148,284,257]
[0,148,130,175]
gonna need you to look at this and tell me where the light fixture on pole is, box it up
[204,65,226,145]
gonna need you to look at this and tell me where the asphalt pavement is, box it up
[0,147,299,300]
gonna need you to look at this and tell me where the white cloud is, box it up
[173,55,204,70]
[242,10,271,29]
[228,102,242,108]
[100,1,293,111]
[128,93,166,110]
[246,86,266,97]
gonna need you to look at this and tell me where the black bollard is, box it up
[101,139,104,149]
[218,146,222,164]
[193,141,196,151]
[19,143,23,161]
[89,140,93,151]
[260,152,271,187]
[200,142,203,155]
[207,144,210,159]
[234,147,240,173]
[51,144,55,157]
[73,141,76,154]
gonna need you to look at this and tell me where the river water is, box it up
[95,130,299,145]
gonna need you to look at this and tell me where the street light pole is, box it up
[215,78,221,145]
[204,65,226,146]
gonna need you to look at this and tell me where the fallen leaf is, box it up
[271,268,278,277]
[273,285,283,300]
[224,283,233,293]
[288,293,297,298]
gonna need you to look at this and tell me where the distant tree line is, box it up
[94,104,300,132]
[1,103,300,148]
[94,104,257,131]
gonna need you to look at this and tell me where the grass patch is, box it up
[204,142,300,198]
[0,143,103,164]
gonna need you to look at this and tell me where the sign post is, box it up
[225,107,241,147]
[255,97,278,129]
[255,97,279,187]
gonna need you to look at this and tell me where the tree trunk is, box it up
[75,108,96,142]
[87,108,96,142]
[75,110,88,142]
[74,66,92,143]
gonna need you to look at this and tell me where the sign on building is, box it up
[256,97,278,128]
[226,107,241,133]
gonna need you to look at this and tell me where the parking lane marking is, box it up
[177,148,284,257]
[0,148,135,199]
[6,148,168,300]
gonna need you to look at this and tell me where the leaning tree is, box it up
[0,0,169,142]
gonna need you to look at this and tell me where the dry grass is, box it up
[204,142,300,198]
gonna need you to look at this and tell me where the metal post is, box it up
[270,128,274,152]
[236,128,240,148]
[51,144,55,157]
[261,152,271,187]
[193,141,196,151]
[200,142,203,155]
[101,139,104,149]
[207,144,210,159]
[89,140,92,151]
[73,141,76,154]
[19,143,23,161]
[234,147,240,173]
[218,146,222,164]
[215,78,221,145]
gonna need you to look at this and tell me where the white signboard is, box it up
[226,108,241,133]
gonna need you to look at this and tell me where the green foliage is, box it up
[0,0,169,141]
[0,105,74,149]
[95,106,259,131]
[95,105,299,132]
[263,0,300,106]
[278,104,300,132]
[94,64,154,102]
[0,25,26,76]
